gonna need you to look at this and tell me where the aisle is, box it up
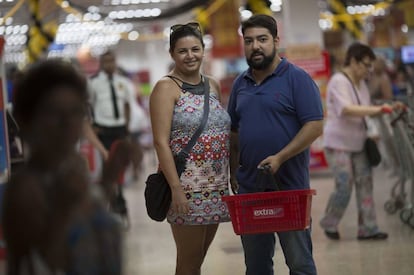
[123,150,414,275]
[0,150,412,274]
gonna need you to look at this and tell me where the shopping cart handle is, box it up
[390,109,408,127]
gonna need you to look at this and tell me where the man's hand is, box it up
[258,154,283,175]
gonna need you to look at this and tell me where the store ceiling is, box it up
[0,0,401,26]
[0,0,406,63]
[0,0,196,25]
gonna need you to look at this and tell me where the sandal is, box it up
[324,230,340,240]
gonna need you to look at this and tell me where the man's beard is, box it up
[247,48,276,70]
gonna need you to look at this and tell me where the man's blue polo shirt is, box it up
[227,58,323,192]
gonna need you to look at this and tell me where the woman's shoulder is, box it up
[328,72,349,87]
[152,76,182,97]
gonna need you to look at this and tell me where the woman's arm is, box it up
[150,78,189,214]
[342,105,384,117]
[82,121,108,160]
[230,130,239,193]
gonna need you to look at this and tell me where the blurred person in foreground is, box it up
[2,59,122,274]
[228,14,323,275]
[320,42,400,241]
[149,22,230,275]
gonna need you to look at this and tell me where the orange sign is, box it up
[210,0,243,58]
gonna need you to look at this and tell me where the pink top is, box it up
[323,73,371,152]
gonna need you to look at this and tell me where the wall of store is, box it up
[282,0,323,46]
[116,39,171,87]
[113,1,325,88]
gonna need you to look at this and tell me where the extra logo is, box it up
[253,207,284,219]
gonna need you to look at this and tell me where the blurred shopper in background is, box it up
[228,14,323,275]
[320,42,400,241]
[149,22,231,275]
[88,51,134,150]
[6,65,23,105]
[2,59,122,274]
[82,119,109,160]
[368,56,393,102]
[392,66,413,100]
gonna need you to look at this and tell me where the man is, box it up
[228,14,323,275]
[89,51,134,150]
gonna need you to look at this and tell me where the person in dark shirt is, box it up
[228,14,323,275]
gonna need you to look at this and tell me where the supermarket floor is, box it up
[122,150,414,275]
[1,149,414,275]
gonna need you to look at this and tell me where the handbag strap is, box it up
[342,72,368,131]
[177,76,210,160]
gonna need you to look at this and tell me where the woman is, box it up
[149,22,230,275]
[3,60,122,274]
[320,42,397,241]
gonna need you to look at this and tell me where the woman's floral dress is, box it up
[167,86,231,225]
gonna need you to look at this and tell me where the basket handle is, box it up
[255,164,280,192]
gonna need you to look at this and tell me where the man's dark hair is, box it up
[344,42,376,66]
[241,14,278,38]
[13,59,88,127]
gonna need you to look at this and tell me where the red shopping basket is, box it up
[222,189,316,235]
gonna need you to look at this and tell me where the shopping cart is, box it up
[377,106,414,229]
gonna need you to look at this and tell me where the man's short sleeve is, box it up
[291,68,324,124]
[227,76,242,131]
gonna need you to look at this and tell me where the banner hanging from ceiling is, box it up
[209,0,243,58]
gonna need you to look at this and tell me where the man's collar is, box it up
[243,58,287,81]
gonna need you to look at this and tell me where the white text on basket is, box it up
[253,207,284,219]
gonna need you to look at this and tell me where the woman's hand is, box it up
[391,101,407,111]
[230,176,239,194]
[379,103,393,114]
[171,185,190,214]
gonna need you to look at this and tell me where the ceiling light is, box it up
[270,4,281,12]
[128,31,139,40]
[151,8,161,17]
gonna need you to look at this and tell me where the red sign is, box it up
[289,50,331,170]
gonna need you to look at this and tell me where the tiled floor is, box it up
[1,150,413,275]
[123,150,414,275]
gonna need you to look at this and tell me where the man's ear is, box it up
[274,36,280,46]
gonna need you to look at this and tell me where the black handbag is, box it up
[364,137,381,167]
[343,72,382,167]
[144,77,210,222]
